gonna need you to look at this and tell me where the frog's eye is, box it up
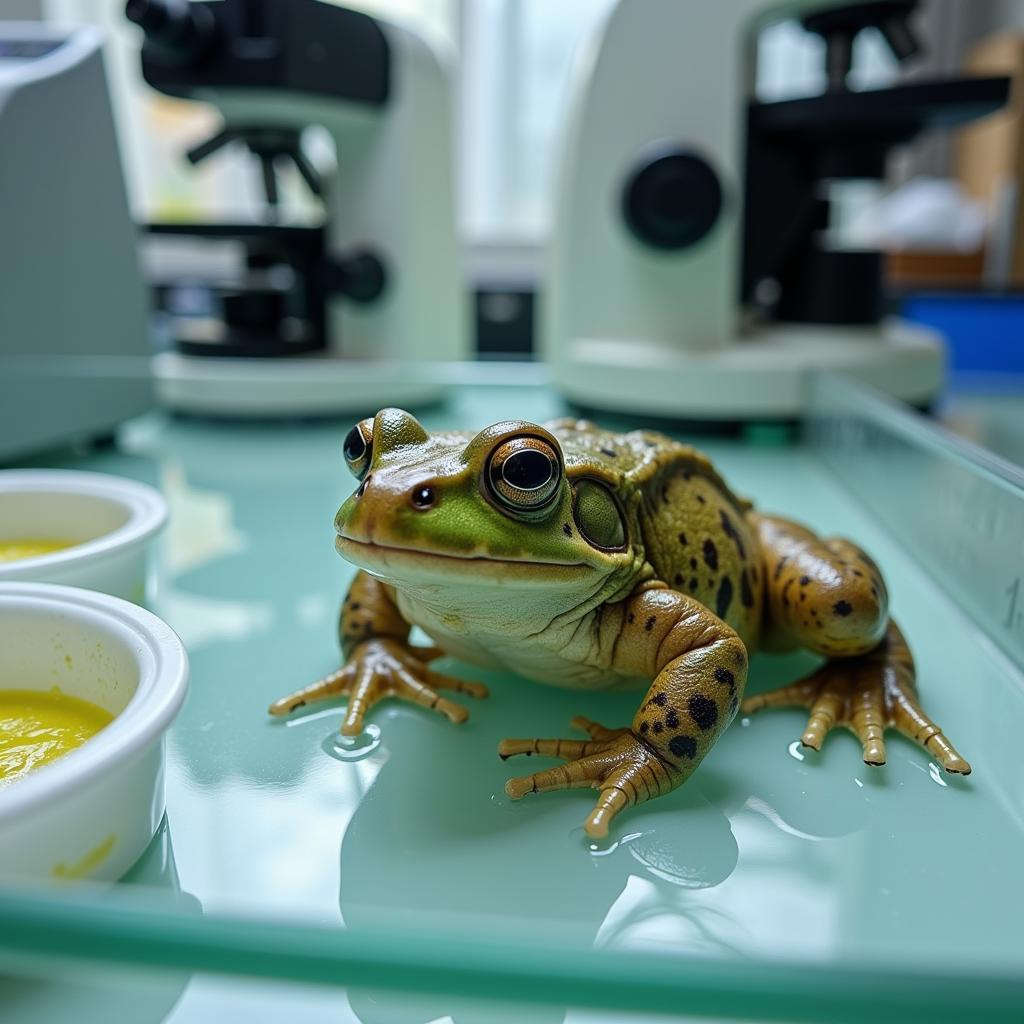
[572,479,626,551]
[487,437,562,514]
[343,419,374,480]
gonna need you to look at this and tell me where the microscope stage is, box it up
[553,319,944,420]
[152,351,445,418]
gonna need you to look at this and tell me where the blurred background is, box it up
[2,0,1023,458]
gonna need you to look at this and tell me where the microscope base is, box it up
[152,352,444,418]
[551,320,944,420]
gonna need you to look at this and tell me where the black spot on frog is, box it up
[702,539,719,571]
[688,694,719,731]
[715,577,733,619]
[740,569,754,609]
[719,510,745,559]
[714,667,735,691]
[669,734,697,759]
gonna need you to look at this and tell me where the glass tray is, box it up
[1,369,1022,1023]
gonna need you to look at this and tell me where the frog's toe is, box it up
[339,667,375,736]
[569,716,631,742]
[584,787,630,839]
[268,664,356,716]
[380,665,474,728]
[743,629,972,775]
[890,693,972,774]
[506,761,633,839]
[424,670,489,699]
[503,753,611,799]
[501,725,679,837]
[498,716,626,761]
[799,676,852,752]
[407,644,446,662]
[739,679,817,717]
[337,663,473,736]
[272,639,487,736]
[498,736,607,761]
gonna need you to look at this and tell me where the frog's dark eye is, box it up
[487,437,562,514]
[572,479,626,551]
[343,419,374,480]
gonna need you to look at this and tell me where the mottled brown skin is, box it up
[755,514,887,657]
[270,410,970,838]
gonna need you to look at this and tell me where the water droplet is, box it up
[740,717,751,728]
[787,740,805,762]
[568,826,643,858]
[322,723,381,762]
[928,762,948,788]
[854,777,863,788]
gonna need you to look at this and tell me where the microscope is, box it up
[126,0,467,417]
[543,0,1010,421]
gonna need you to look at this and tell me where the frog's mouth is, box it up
[335,535,595,586]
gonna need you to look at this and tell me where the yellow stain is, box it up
[52,833,117,880]
[0,539,77,562]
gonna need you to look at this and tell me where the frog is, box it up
[270,408,970,838]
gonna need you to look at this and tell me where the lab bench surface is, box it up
[1,378,1023,1024]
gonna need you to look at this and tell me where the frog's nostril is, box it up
[410,485,436,510]
[356,474,372,498]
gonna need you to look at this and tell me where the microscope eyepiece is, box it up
[125,0,215,66]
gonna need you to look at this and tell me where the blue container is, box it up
[901,293,1024,373]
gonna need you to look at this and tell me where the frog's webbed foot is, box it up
[268,639,488,736]
[741,627,970,774]
[499,717,679,839]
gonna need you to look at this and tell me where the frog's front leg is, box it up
[269,570,487,735]
[499,587,747,838]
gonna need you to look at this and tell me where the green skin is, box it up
[270,408,971,839]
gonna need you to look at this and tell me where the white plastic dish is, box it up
[0,582,188,882]
[0,470,167,602]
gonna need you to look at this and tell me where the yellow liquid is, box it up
[0,689,113,789]
[0,539,77,563]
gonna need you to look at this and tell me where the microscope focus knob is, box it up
[323,250,388,304]
[621,146,724,252]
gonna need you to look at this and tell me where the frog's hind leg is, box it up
[742,514,970,774]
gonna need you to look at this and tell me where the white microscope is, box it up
[543,0,1009,420]
[126,0,466,417]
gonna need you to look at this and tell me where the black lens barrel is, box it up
[125,0,215,65]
